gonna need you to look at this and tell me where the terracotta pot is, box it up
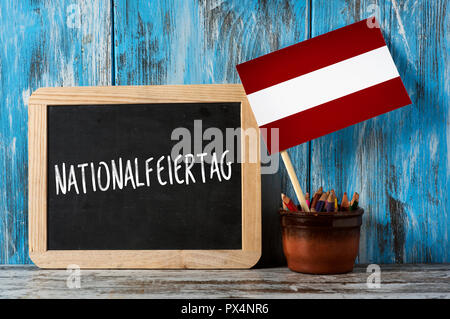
[280,209,364,274]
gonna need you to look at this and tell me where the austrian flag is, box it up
[236,18,411,154]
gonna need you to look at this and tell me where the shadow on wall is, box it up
[254,140,286,268]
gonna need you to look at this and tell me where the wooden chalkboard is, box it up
[28,85,261,269]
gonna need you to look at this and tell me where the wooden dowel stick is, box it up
[280,150,310,212]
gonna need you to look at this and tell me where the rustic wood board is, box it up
[0,0,448,264]
[0,264,448,298]
[0,0,111,264]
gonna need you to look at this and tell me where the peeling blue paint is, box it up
[0,1,111,264]
[0,0,447,264]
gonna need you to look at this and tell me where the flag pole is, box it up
[280,150,310,212]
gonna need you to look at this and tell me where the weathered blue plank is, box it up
[310,0,449,263]
[0,1,111,263]
[1,0,447,265]
[114,0,310,201]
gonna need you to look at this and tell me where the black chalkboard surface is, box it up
[47,103,242,250]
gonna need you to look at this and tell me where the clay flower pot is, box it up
[280,208,364,274]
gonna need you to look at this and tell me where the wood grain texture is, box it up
[0,264,448,298]
[1,0,448,265]
[28,85,261,269]
[310,0,449,263]
[29,84,250,104]
[0,0,111,264]
[113,0,310,207]
[27,104,47,254]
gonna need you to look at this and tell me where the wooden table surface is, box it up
[1,264,449,299]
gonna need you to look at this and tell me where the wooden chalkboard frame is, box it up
[28,84,261,269]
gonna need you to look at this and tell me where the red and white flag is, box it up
[236,18,411,154]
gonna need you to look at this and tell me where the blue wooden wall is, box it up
[0,0,448,264]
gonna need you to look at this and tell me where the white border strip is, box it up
[247,46,400,126]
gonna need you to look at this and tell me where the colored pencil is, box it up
[329,189,337,212]
[281,193,288,210]
[340,192,350,211]
[281,187,360,213]
[281,193,298,212]
[310,187,323,212]
[315,191,329,212]
[325,192,335,212]
[350,192,359,210]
